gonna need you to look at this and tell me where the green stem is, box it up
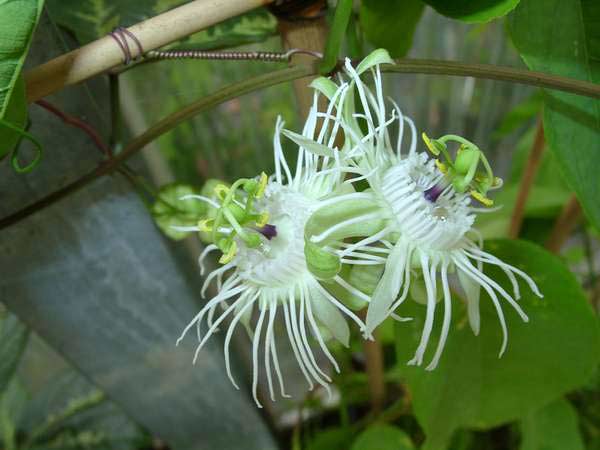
[109,73,122,153]
[22,390,105,450]
[320,0,353,74]
[383,59,600,99]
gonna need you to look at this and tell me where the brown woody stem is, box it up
[508,119,545,239]
[546,195,582,253]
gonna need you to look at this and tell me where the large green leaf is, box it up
[507,0,600,231]
[394,239,600,450]
[359,0,425,58]
[22,370,146,450]
[306,427,354,450]
[0,0,44,159]
[0,15,276,450]
[422,0,520,22]
[46,0,276,50]
[351,425,414,450]
[519,398,585,450]
[0,311,29,394]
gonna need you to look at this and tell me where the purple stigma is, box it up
[256,223,277,240]
[424,184,444,202]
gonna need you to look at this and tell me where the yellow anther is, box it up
[470,190,494,207]
[198,219,214,232]
[219,240,237,264]
[435,159,448,174]
[214,184,229,201]
[256,172,268,198]
[256,211,269,227]
[422,132,439,155]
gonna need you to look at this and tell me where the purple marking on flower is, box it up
[424,184,444,203]
[256,224,278,240]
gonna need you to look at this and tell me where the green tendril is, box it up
[1,118,43,173]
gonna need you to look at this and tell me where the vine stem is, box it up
[24,0,271,102]
[382,60,600,99]
[4,58,600,229]
[546,195,582,253]
[508,118,545,238]
[363,331,385,414]
[0,65,312,230]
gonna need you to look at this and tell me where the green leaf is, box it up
[173,8,277,51]
[394,239,600,450]
[507,0,600,230]
[492,92,542,139]
[151,183,207,240]
[0,378,28,450]
[46,0,158,44]
[0,75,27,158]
[306,427,354,450]
[0,0,44,159]
[351,425,414,450]
[320,0,353,74]
[0,311,29,394]
[360,0,425,57]
[423,0,520,22]
[46,0,276,50]
[519,398,585,450]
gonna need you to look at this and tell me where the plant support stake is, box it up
[24,0,273,102]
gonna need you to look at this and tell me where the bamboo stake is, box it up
[25,0,271,102]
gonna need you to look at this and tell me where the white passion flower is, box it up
[173,88,380,407]
[308,50,543,370]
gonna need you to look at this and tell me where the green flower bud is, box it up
[348,263,384,296]
[304,241,341,280]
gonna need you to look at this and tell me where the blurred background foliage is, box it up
[1,0,599,449]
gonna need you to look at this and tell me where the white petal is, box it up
[457,266,481,336]
[365,242,408,334]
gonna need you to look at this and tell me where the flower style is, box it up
[174,87,382,407]
[306,50,543,370]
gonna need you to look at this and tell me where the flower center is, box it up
[379,153,474,251]
[236,185,315,288]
